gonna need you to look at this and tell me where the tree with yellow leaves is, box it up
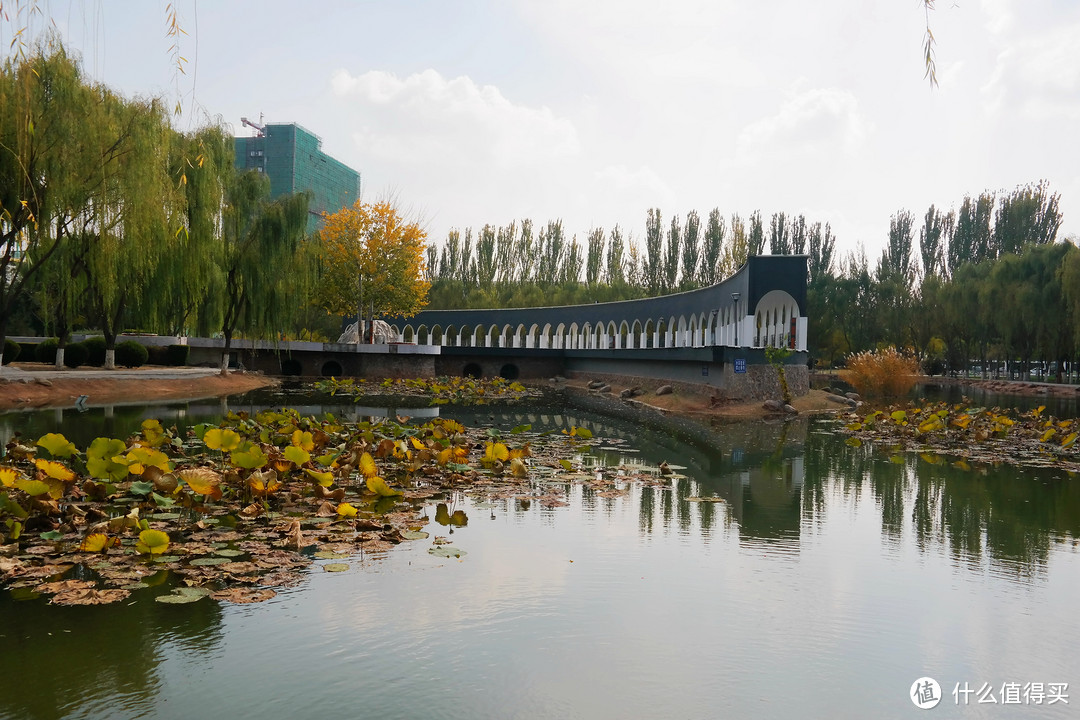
[313,199,430,319]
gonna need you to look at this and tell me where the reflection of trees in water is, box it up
[802,425,1080,577]
[0,584,223,720]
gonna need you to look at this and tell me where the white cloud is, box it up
[981,23,1080,120]
[735,87,869,166]
[331,68,580,169]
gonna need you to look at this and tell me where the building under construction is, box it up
[234,119,361,233]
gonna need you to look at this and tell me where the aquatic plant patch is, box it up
[837,402,1080,471]
[0,411,680,606]
[313,376,543,405]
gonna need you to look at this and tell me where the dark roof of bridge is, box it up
[384,254,807,329]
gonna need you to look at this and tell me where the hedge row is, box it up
[10,338,190,368]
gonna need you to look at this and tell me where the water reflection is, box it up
[0,585,223,720]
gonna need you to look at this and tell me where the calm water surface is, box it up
[0,391,1077,719]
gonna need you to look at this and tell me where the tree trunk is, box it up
[220,330,232,376]
[104,348,115,370]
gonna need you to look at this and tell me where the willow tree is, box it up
[148,126,234,336]
[77,92,179,368]
[201,171,312,374]
[0,41,128,365]
[313,198,429,331]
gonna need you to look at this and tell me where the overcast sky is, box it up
[12,0,1080,262]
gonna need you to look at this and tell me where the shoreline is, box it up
[0,365,278,411]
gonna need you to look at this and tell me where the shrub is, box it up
[34,338,58,364]
[3,338,20,364]
[166,344,190,366]
[63,341,88,368]
[18,342,35,361]
[83,336,107,366]
[115,340,148,368]
[842,347,920,398]
[146,345,168,365]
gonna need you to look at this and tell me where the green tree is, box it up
[699,209,726,286]
[768,212,790,255]
[663,214,681,292]
[643,208,663,294]
[206,171,311,374]
[585,227,605,288]
[748,210,765,256]
[680,210,700,290]
[605,225,626,286]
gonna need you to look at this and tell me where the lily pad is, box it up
[213,549,246,558]
[428,546,467,558]
[313,551,350,560]
[189,557,231,566]
[322,563,350,572]
[155,593,203,604]
[400,530,429,540]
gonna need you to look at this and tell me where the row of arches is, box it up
[384,294,804,352]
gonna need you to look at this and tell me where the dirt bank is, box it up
[554,376,840,421]
[0,367,278,410]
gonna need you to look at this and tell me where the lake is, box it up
[0,389,1077,719]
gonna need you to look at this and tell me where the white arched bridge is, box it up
[386,255,807,354]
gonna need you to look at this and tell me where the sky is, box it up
[6,0,1079,262]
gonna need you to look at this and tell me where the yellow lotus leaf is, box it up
[32,458,74,483]
[283,445,310,466]
[135,529,170,555]
[508,444,531,459]
[13,474,50,495]
[0,467,18,488]
[36,433,77,458]
[951,415,972,429]
[123,447,173,476]
[231,444,269,470]
[336,502,358,518]
[409,437,425,450]
[436,448,452,466]
[1062,433,1078,449]
[178,468,222,498]
[204,428,242,452]
[79,533,112,552]
[272,457,294,473]
[359,452,378,478]
[366,476,402,497]
[1040,429,1056,443]
[917,417,942,434]
[140,419,166,448]
[291,430,315,452]
[510,458,528,478]
[303,468,334,487]
[248,469,280,494]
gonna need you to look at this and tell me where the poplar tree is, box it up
[643,208,663,294]
[680,210,701,290]
[663,214,681,292]
[605,225,626,286]
[699,209,726,286]
[748,211,766,256]
[585,227,605,287]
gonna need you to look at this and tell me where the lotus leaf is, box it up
[0,467,20,488]
[155,593,203,604]
[428,546,466,558]
[204,428,242,452]
[79,533,113,552]
[304,468,334,487]
[336,502,358,517]
[359,452,378,478]
[14,477,50,496]
[291,430,315,452]
[36,433,77,458]
[123,447,172,475]
[366,476,401,497]
[86,438,130,482]
[135,529,170,555]
[178,468,221,498]
[283,445,310,466]
[231,443,269,470]
[140,419,167,448]
[323,563,349,572]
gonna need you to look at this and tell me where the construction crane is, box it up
[241,115,266,137]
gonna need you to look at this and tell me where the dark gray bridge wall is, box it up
[383,255,808,353]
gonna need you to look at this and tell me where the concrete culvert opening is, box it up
[280,359,302,376]
[463,363,482,379]
[321,360,343,377]
[498,363,520,380]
